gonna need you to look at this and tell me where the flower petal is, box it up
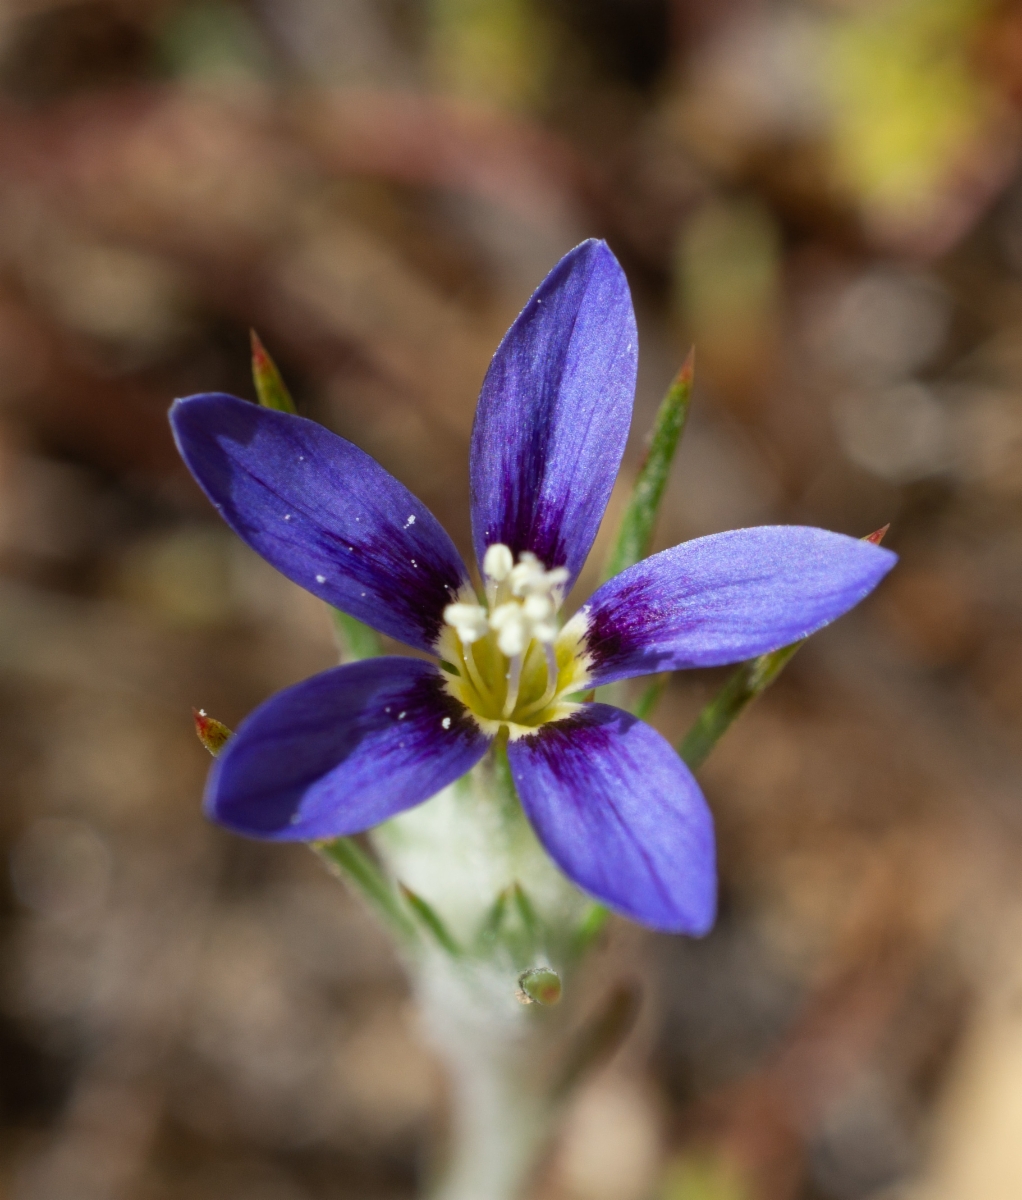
[208,658,489,840]
[171,393,469,652]
[470,240,637,587]
[507,705,716,934]
[575,526,897,685]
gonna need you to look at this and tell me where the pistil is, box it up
[502,653,523,718]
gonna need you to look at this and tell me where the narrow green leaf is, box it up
[250,329,297,414]
[512,881,541,941]
[678,641,802,771]
[678,525,891,770]
[400,884,462,957]
[572,902,610,958]
[632,672,670,722]
[476,887,510,948]
[316,838,417,942]
[331,607,383,661]
[602,349,694,583]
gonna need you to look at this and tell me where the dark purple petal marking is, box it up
[470,240,637,588]
[579,526,897,686]
[170,394,469,653]
[207,658,489,841]
[508,704,716,934]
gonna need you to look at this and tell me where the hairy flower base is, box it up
[437,611,590,738]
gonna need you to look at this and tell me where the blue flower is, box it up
[170,241,895,935]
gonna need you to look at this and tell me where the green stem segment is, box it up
[331,607,383,660]
[317,837,418,943]
[633,672,670,722]
[401,883,463,956]
[679,640,804,770]
[601,349,694,582]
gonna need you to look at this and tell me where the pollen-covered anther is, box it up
[522,594,556,642]
[482,543,514,582]
[443,601,489,644]
[489,602,529,656]
[441,544,587,728]
[511,557,569,601]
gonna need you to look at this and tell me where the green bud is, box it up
[517,966,562,1006]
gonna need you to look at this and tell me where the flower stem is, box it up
[427,1029,551,1200]
[678,640,803,770]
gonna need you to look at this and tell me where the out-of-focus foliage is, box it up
[825,0,998,234]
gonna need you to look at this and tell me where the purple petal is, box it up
[578,526,897,686]
[170,394,469,653]
[508,705,716,934]
[207,658,489,840]
[470,240,637,587]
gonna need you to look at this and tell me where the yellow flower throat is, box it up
[437,544,590,739]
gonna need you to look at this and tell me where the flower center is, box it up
[438,544,590,736]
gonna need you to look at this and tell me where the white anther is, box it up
[490,603,529,656]
[444,602,489,644]
[509,552,544,596]
[483,543,514,582]
[498,624,528,656]
[488,602,519,628]
[521,567,568,602]
[532,620,557,644]
[523,594,553,622]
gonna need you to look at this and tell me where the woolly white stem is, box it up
[419,957,552,1200]
[372,758,592,1200]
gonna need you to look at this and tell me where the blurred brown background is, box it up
[2,1,1022,1197]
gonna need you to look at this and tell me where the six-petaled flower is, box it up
[170,240,895,934]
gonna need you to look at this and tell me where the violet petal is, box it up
[508,704,716,934]
[207,657,489,840]
[579,526,896,686]
[470,240,637,588]
[171,394,469,653]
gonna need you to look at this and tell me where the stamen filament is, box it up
[443,544,579,729]
[461,641,495,705]
[502,653,523,718]
[516,643,560,720]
